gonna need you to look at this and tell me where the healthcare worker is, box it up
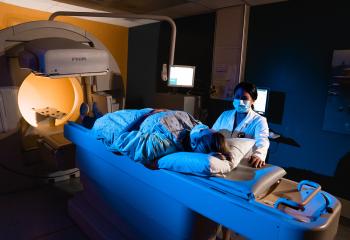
[212,82,270,168]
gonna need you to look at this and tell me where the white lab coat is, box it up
[212,109,270,161]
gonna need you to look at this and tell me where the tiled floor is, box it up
[0,132,87,240]
[0,178,87,240]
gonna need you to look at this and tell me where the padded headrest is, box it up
[188,163,286,200]
[221,164,287,199]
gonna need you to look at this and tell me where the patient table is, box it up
[64,122,341,240]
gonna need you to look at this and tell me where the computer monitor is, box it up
[254,88,269,115]
[168,65,195,88]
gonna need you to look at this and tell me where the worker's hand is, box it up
[249,155,265,168]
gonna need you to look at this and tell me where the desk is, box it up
[266,134,300,163]
[269,135,300,147]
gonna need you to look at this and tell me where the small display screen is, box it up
[168,65,195,88]
[255,88,269,115]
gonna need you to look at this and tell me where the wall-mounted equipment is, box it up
[211,4,250,100]
[323,49,350,134]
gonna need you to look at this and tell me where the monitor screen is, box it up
[254,88,269,115]
[168,65,195,88]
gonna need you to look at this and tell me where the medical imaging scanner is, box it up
[0,18,126,181]
[0,13,341,240]
[0,11,176,139]
[0,19,124,131]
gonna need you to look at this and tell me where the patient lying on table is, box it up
[79,103,233,167]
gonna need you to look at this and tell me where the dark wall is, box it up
[245,0,350,177]
[126,13,215,110]
[126,22,161,108]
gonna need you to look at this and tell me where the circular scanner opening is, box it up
[18,73,83,128]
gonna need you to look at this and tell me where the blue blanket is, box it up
[91,109,208,165]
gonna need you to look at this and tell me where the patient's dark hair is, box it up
[195,131,232,161]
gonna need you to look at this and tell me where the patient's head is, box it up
[191,129,232,161]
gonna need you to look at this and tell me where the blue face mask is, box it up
[233,99,251,113]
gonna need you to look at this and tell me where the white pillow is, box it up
[225,138,255,168]
[157,152,233,177]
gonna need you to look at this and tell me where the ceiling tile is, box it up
[196,0,244,9]
[151,2,211,19]
[245,0,287,6]
[0,0,288,27]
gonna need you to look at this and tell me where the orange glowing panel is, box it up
[18,73,83,127]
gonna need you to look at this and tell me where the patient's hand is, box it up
[249,155,265,168]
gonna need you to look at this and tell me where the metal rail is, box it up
[274,180,322,210]
[49,11,176,68]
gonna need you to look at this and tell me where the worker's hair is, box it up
[233,82,258,101]
[194,131,232,161]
